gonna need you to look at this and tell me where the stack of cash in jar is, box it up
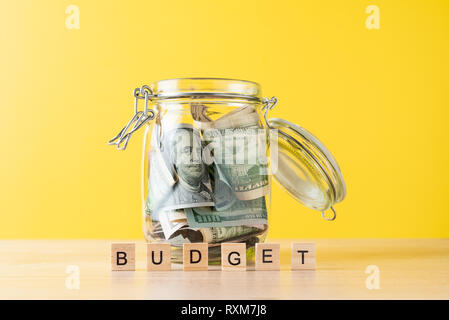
[144,104,269,246]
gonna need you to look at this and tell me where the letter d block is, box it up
[111,243,135,271]
[291,243,316,270]
[147,243,171,271]
[183,243,208,271]
[255,243,280,271]
[221,243,246,271]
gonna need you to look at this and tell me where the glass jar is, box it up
[109,78,346,264]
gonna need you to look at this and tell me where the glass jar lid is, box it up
[269,118,346,220]
[150,78,262,101]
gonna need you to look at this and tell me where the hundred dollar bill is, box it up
[199,105,270,201]
[210,163,237,211]
[200,225,262,243]
[148,124,214,214]
[204,126,270,201]
[184,197,268,228]
[195,105,260,130]
[145,148,177,220]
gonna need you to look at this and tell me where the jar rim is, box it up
[149,78,262,101]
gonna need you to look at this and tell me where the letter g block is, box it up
[221,243,246,271]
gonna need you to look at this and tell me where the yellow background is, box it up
[0,0,448,239]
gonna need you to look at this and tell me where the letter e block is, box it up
[183,243,208,271]
[111,243,135,271]
[221,243,246,271]
[255,243,280,271]
[291,243,316,270]
[147,243,171,271]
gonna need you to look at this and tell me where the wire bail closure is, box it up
[321,206,337,221]
[262,96,278,129]
[108,85,155,150]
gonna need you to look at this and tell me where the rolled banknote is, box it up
[190,103,213,122]
[212,111,261,130]
[194,105,260,130]
[184,197,267,228]
[200,225,262,243]
[159,209,190,240]
[159,209,204,243]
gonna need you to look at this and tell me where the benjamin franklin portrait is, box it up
[158,125,214,210]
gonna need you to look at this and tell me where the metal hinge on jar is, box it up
[108,85,155,150]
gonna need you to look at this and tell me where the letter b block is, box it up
[111,243,135,271]
[255,243,280,270]
[291,243,316,270]
[183,243,208,271]
[221,243,246,271]
[147,243,171,271]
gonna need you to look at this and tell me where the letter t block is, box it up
[291,243,316,270]
[111,243,135,271]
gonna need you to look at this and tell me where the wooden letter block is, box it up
[111,243,135,271]
[291,243,316,270]
[183,243,208,271]
[221,243,246,271]
[147,243,171,271]
[255,243,280,271]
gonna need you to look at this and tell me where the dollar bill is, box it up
[204,126,270,201]
[194,105,260,130]
[145,148,177,219]
[190,103,213,122]
[148,124,215,214]
[210,163,237,211]
[184,197,267,228]
[159,209,189,239]
[158,209,205,243]
[215,105,257,124]
[212,111,260,130]
[200,225,262,243]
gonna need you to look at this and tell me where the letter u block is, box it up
[183,243,208,271]
[147,243,171,271]
[111,243,135,271]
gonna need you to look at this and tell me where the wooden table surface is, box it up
[1,239,448,300]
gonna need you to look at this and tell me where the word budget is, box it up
[111,242,316,271]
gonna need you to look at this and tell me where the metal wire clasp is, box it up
[108,85,155,150]
[322,206,337,221]
[261,96,278,128]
